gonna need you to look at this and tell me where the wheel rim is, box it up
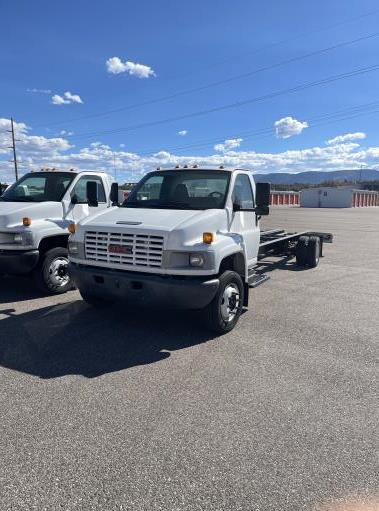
[220,283,240,323]
[48,257,69,287]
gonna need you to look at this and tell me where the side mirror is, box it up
[110,182,119,206]
[71,194,78,205]
[255,182,270,216]
[86,181,98,207]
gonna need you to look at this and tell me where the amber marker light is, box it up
[68,223,76,234]
[22,217,32,226]
[203,232,214,244]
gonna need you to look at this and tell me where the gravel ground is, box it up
[0,207,378,511]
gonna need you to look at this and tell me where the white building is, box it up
[300,187,379,208]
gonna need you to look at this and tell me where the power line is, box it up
[121,100,379,156]
[66,63,379,140]
[172,7,379,78]
[37,30,379,129]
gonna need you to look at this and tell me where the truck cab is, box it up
[69,167,270,332]
[0,169,115,293]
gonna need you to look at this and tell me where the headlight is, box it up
[13,233,23,243]
[68,240,84,258]
[13,232,34,246]
[189,253,205,267]
[68,241,79,255]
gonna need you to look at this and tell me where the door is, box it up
[230,173,260,268]
[66,175,108,222]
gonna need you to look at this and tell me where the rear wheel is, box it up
[306,236,321,268]
[204,270,244,334]
[296,236,309,267]
[33,247,74,294]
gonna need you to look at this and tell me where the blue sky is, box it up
[1,0,379,182]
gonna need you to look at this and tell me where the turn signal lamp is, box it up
[22,217,32,226]
[203,232,214,244]
[68,223,76,234]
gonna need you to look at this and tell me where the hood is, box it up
[79,206,228,248]
[0,201,63,229]
[80,207,207,232]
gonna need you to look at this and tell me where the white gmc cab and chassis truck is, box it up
[68,166,333,334]
[0,169,118,293]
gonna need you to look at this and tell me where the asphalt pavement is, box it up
[0,207,378,511]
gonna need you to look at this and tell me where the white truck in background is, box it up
[68,166,333,333]
[0,169,118,293]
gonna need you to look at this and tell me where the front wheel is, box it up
[33,247,73,294]
[204,270,244,334]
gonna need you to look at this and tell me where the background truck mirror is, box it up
[110,182,119,206]
[86,181,98,207]
[256,182,271,207]
[255,205,270,216]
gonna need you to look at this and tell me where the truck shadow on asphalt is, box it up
[0,299,215,379]
[256,255,307,274]
[0,276,44,303]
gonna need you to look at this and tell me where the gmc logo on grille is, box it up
[108,244,133,254]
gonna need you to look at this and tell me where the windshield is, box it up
[123,170,230,210]
[0,172,75,202]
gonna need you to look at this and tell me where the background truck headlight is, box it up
[189,253,205,267]
[13,232,34,246]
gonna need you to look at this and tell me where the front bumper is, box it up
[0,249,39,274]
[69,262,219,309]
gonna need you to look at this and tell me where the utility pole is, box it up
[359,164,364,183]
[7,117,19,181]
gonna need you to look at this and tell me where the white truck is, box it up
[0,169,118,293]
[68,167,332,333]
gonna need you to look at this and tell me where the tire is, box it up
[204,270,244,334]
[296,236,309,267]
[306,236,320,268]
[79,290,113,308]
[33,247,73,294]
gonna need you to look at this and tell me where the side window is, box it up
[71,175,106,204]
[232,174,255,209]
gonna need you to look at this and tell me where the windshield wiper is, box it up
[124,200,192,209]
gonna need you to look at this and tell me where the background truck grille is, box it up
[85,231,164,268]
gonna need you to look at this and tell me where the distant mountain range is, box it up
[253,169,379,185]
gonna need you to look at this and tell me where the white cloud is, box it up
[59,130,74,136]
[178,130,188,136]
[51,91,83,105]
[1,119,378,184]
[326,132,366,145]
[214,138,243,152]
[120,143,125,148]
[106,56,155,78]
[274,116,309,139]
[27,88,52,94]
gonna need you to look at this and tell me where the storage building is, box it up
[300,187,379,208]
[270,190,299,206]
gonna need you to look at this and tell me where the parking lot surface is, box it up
[0,208,378,511]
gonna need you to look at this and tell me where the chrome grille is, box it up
[85,231,164,268]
